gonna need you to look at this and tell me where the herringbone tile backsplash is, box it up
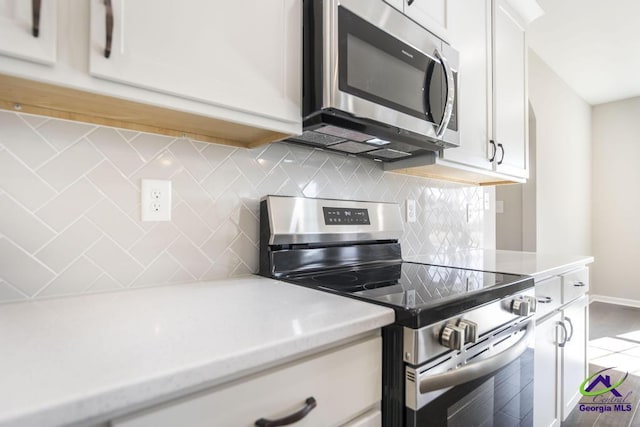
[0,112,485,302]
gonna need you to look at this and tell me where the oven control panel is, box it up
[322,207,370,225]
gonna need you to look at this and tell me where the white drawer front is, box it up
[535,276,562,319]
[343,409,381,427]
[562,267,589,304]
[113,337,381,427]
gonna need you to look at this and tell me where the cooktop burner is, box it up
[284,261,532,328]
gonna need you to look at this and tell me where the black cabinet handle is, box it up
[488,140,497,162]
[104,0,114,58]
[32,0,41,37]
[255,397,317,427]
[573,281,586,287]
[537,296,552,304]
[408,0,415,5]
[497,143,505,165]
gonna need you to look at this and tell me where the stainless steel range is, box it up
[259,196,535,427]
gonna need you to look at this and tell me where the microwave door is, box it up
[334,6,443,136]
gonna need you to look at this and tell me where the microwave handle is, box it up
[419,319,533,394]
[434,49,455,138]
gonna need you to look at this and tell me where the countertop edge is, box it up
[0,279,395,427]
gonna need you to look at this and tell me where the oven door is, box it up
[324,0,459,147]
[405,319,534,427]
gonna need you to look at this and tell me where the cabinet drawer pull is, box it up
[537,296,552,304]
[489,140,497,162]
[104,0,114,58]
[573,281,586,287]
[497,143,505,165]
[558,321,568,347]
[408,0,415,5]
[255,397,317,427]
[32,0,41,37]
[565,316,574,342]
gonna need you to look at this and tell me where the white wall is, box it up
[527,50,592,256]
[592,97,640,301]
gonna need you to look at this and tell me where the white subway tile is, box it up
[0,112,56,168]
[35,218,102,273]
[37,138,103,191]
[132,253,181,288]
[37,257,103,297]
[168,138,212,182]
[129,133,175,162]
[86,237,143,286]
[172,203,213,247]
[88,128,144,176]
[0,193,55,253]
[129,222,180,266]
[35,179,102,232]
[36,118,95,151]
[0,280,28,301]
[87,161,138,216]
[168,236,212,279]
[85,199,144,250]
[0,150,56,211]
[0,238,55,296]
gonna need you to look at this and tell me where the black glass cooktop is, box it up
[284,261,534,328]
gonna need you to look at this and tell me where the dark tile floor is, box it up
[562,302,640,427]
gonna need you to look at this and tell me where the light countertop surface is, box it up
[406,249,594,281]
[0,276,394,427]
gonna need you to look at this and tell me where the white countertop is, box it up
[0,276,394,427]
[406,249,594,281]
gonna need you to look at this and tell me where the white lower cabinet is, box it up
[561,296,588,421]
[112,336,382,427]
[533,268,589,427]
[533,311,561,427]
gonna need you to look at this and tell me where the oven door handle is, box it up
[419,319,534,394]
[433,48,455,138]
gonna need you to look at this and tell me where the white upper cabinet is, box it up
[0,0,57,64]
[88,0,301,126]
[441,0,492,171]
[492,0,528,179]
[384,0,449,41]
[404,0,448,41]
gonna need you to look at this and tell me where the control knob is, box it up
[440,323,465,351]
[511,296,537,316]
[457,319,479,343]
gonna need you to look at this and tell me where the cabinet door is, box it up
[404,0,449,41]
[492,0,528,179]
[441,0,492,171]
[561,297,588,421]
[88,0,301,125]
[0,0,56,64]
[534,312,561,427]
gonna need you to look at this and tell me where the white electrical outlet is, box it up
[406,199,417,223]
[141,179,172,221]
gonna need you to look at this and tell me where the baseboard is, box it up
[589,294,640,308]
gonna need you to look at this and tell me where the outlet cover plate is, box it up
[141,179,172,221]
[406,199,417,223]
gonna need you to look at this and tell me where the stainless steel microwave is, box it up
[286,0,459,163]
